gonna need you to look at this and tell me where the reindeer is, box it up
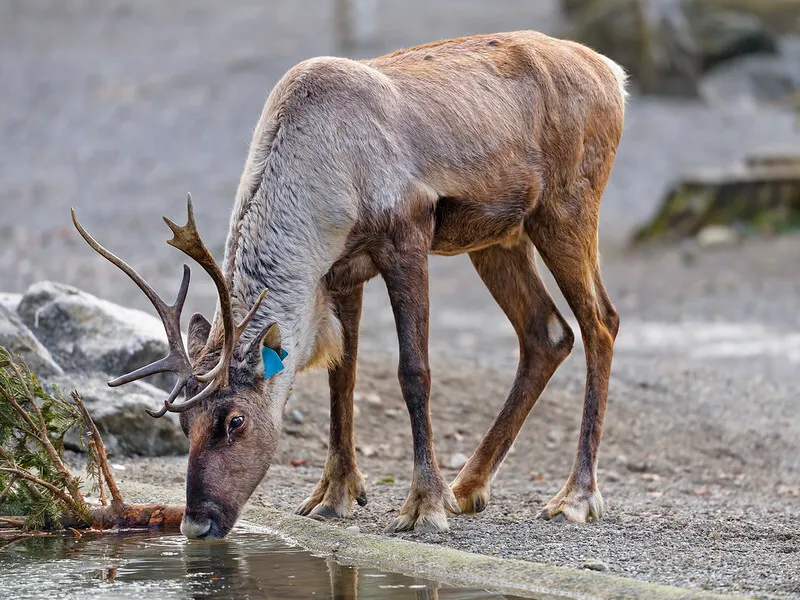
[72,30,626,539]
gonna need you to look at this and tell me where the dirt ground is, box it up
[2,1,799,599]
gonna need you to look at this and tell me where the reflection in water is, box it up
[0,531,529,599]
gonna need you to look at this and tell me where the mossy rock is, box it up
[633,154,800,244]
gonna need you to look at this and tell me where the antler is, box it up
[162,195,235,386]
[71,196,268,418]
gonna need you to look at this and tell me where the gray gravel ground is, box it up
[3,1,800,598]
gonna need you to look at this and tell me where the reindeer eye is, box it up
[229,416,245,431]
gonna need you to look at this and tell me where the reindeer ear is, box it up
[187,313,211,359]
[241,322,285,380]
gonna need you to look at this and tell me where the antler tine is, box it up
[235,289,268,338]
[145,403,170,419]
[145,372,190,418]
[164,380,219,414]
[105,264,193,388]
[162,194,235,386]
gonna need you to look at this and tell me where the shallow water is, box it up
[0,530,530,599]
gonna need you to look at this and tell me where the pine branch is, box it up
[0,467,83,518]
[1,354,85,505]
[1,347,183,532]
[0,474,17,503]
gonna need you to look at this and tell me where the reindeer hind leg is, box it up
[525,188,619,523]
[451,240,574,514]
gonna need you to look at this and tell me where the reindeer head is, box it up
[72,196,285,540]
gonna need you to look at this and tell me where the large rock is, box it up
[567,0,777,96]
[0,293,21,313]
[0,305,64,377]
[17,281,174,391]
[700,35,800,105]
[53,375,188,457]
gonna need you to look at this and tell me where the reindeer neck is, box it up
[217,172,348,371]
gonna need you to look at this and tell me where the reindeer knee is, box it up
[546,313,570,346]
[527,313,573,366]
[547,313,574,353]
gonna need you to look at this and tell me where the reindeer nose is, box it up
[181,515,212,539]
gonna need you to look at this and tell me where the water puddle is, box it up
[0,531,531,599]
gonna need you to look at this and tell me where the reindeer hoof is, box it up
[536,484,603,523]
[450,464,492,515]
[451,482,491,515]
[310,505,344,520]
[295,470,367,519]
[385,509,450,534]
[385,484,460,534]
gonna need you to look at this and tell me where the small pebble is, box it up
[359,444,377,458]
[583,559,608,572]
[345,525,360,533]
[697,225,738,248]
[289,409,304,424]
[444,430,464,442]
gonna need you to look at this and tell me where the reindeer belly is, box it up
[430,191,533,256]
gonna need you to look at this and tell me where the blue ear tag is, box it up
[261,346,288,379]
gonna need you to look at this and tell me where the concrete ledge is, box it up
[122,482,746,600]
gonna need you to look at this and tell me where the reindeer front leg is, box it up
[375,238,460,533]
[296,285,367,519]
